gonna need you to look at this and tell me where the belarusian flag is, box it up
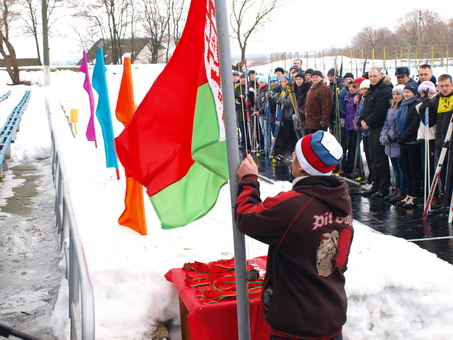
[115,0,228,229]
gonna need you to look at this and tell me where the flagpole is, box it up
[214,1,251,339]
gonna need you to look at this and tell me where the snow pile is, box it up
[3,66,453,339]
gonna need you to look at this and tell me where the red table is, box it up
[165,256,270,340]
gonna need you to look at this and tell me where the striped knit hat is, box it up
[295,131,343,176]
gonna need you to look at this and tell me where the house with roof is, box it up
[80,38,166,65]
[0,58,41,67]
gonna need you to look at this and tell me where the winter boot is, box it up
[390,189,406,204]
[401,196,418,209]
[384,188,397,201]
[395,195,410,207]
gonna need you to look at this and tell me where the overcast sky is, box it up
[229,1,453,56]
[12,1,453,64]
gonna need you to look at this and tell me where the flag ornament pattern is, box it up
[115,0,228,229]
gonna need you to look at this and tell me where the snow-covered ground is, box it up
[1,63,453,339]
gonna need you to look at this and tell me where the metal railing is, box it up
[46,96,95,340]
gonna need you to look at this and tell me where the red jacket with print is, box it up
[235,175,353,340]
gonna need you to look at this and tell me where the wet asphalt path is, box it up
[251,153,453,265]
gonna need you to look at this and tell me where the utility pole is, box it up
[42,0,50,85]
[418,11,422,51]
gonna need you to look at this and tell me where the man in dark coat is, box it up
[357,67,393,197]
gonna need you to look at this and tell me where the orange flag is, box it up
[116,57,147,235]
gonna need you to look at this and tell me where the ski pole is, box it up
[424,104,430,213]
[423,113,453,219]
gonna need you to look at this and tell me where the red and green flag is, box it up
[115,0,228,229]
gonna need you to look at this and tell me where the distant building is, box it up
[80,38,166,65]
[0,58,41,67]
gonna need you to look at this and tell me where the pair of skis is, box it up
[270,103,283,161]
[287,85,304,139]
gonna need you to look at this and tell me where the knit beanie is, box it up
[305,68,314,75]
[311,70,324,78]
[294,73,304,79]
[258,76,268,84]
[392,84,405,96]
[418,81,437,94]
[353,77,366,86]
[344,72,354,79]
[360,79,371,89]
[269,75,279,82]
[295,131,343,176]
[274,67,285,74]
[404,82,418,96]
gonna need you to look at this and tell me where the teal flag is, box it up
[92,46,119,169]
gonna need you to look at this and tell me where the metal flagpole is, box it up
[214,0,251,339]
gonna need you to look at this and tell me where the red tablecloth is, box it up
[165,256,270,340]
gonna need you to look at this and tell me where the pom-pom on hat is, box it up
[418,81,437,94]
[295,131,343,176]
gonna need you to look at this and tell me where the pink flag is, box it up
[78,50,97,142]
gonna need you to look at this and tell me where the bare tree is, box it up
[129,0,139,63]
[102,0,130,64]
[395,9,446,47]
[73,0,131,65]
[18,0,64,65]
[447,18,453,46]
[229,0,282,63]
[167,0,187,60]
[20,0,40,63]
[139,0,171,64]
[351,26,384,49]
[0,0,21,84]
